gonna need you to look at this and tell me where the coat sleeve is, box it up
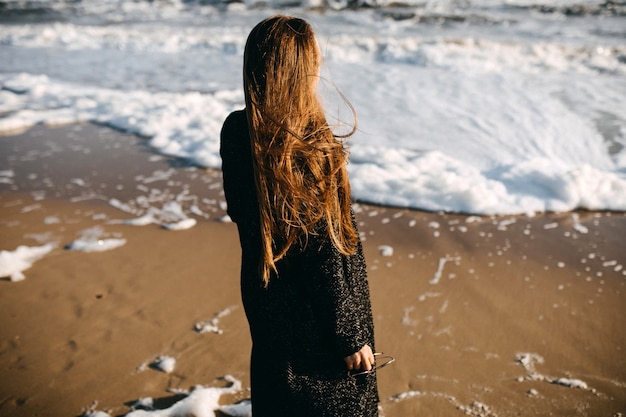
[303,220,375,359]
[219,111,256,224]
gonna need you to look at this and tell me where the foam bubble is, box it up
[120,375,245,417]
[378,245,394,257]
[0,243,55,281]
[65,227,126,252]
[151,356,176,374]
[162,218,197,231]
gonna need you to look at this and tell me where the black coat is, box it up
[220,110,379,417]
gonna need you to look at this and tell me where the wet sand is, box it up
[0,124,625,417]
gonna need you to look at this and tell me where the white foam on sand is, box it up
[515,353,594,392]
[65,238,127,252]
[0,243,55,281]
[0,73,235,170]
[84,375,249,417]
[429,256,460,285]
[218,399,252,417]
[391,389,498,417]
[378,245,394,257]
[111,213,156,227]
[162,218,197,231]
[65,227,126,253]
[109,199,199,230]
[151,356,176,374]
[83,412,112,417]
[194,306,237,335]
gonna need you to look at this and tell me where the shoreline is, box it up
[1,124,625,417]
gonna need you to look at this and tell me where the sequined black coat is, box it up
[220,110,379,417]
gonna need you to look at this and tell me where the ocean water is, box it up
[1,0,625,215]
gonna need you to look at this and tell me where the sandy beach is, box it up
[1,124,625,417]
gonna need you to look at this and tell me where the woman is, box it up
[220,15,379,416]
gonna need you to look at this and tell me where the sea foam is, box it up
[1,1,624,215]
[0,243,55,281]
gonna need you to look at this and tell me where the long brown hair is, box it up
[243,15,358,286]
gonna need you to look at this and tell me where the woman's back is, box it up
[221,108,379,417]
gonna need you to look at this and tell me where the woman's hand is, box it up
[344,344,375,372]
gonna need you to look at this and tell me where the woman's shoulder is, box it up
[221,109,248,151]
[222,109,247,131]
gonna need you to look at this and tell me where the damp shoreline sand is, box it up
[1,124,625,417]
